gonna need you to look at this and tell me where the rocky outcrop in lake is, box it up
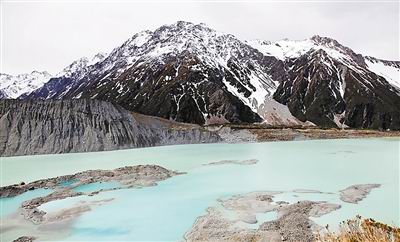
[184,191,341,242]
[0,165,180,224]
[0,99,220,157]
[339,184,381,204]
[2,164,181,241]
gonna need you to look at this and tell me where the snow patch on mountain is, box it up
[248,39,315,60]
[56,52,108,79]
[0,71,52,98]
[365,58,400,90]
[128,31,153,48]
[248,35,358,66]
[90,52,108,66]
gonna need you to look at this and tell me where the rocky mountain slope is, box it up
[0,99,220,157]
[250,36,400,129]
[18,53,108,99]
[16,21,400,129]
[0,71,52,98]
[26,21,287,125]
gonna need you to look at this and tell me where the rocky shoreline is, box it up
[184,183,382,242]
[0,160,386,242]
[1,165,182,226]
[209,124,400,143]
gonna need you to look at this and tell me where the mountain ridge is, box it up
[0,71,52,98]
[3,21,399,129]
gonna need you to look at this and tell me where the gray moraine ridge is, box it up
[0,99,220,157]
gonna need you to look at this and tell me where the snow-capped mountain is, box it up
[23,21,400,129]
[248,36,400,92]
[0,71,52,98]
[250,36,400,128]
[56,52,108,79]
[26,52,108,99]
[28,21,284,124]
[248,36,363,62]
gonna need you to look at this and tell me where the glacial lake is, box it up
[1,138,399,241]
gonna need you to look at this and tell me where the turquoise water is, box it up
[0,138,399,241]
[73,181,120,193]
[0,188,53,217]
[58,179,78,187]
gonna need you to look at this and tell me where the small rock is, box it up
[12,236,36,242]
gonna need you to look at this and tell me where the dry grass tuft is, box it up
[317,215,400,242]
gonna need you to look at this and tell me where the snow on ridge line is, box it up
[0,71,53,98]
[247,38,349,62]
[56,52,108,78]
[366,58,400,90]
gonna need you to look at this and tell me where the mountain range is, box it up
[0,71,52,99]
[2,21,400,130]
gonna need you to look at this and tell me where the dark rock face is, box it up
[274,50,347,127]
[274,49,400,129]
[343,73,400,130]
[75,55,264,125]
[0,90,7,99]
[0,99,220,157]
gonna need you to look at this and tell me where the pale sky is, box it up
[1,0,399,75]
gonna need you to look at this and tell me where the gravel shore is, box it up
[185,191,341,242]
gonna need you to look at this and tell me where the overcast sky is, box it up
[1,0,399,75]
